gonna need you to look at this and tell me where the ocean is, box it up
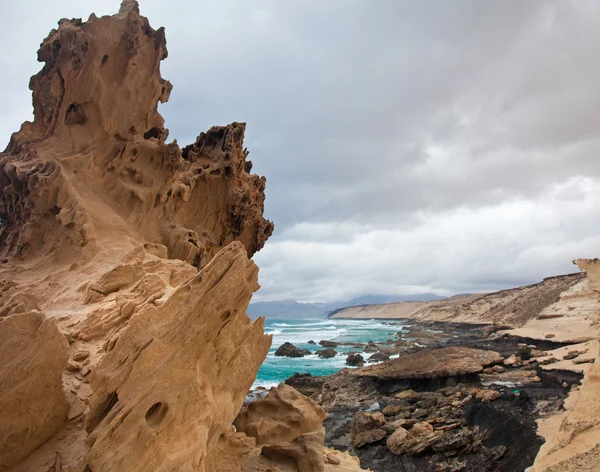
[252,317,409,389]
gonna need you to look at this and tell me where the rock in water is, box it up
[346,352,365,366]
[317,348,338,358]
[275,342,309,357]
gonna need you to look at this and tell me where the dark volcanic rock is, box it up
[275,342,309,358]
[368,351,391,363]
[346,353,365,367]
[316,348,338,359]
[319,340,339,348]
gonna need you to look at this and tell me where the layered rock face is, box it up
[527,259,600,472]
[0,2,360,472]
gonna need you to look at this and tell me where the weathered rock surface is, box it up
[351,347,503,381]
[351,411,387,448]
[234,383,327,446]
[0,312,69,469]
[85,243,271,471]
[0,3,365,472]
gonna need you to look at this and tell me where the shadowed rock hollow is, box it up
[0,2,362,471]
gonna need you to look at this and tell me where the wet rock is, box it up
[364,341,380,353]
[275,342,309,358]
[319,340,339,348]
[307,340,316,345]
[346,353,365,367]
[316,348,338,359]
[368,351,390,363]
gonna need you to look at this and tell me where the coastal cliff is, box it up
[0,3,361,471]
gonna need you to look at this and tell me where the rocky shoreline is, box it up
[264,321,586,471]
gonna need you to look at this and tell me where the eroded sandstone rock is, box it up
[0,312,69,469]
[235,383,327,446]
[85,243,271,471]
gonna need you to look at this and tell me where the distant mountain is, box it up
[247,293,444,319]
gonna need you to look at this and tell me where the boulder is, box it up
[368,351,391,363]
[387,421,444,455]
[275,342,309,358]
[503,354,518,366]
[235,383,327,446]
[316,348,338,359]
[351,411,387,448]
[319,340,339,348]
[346,352,365,367]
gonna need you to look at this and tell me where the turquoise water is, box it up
[253,318,409,389]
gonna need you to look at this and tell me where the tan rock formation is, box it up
[238,385,366,472]
[235,383,328,446]
[0,312,69,469]
[85,242,271,471]
[527,259,600,472]
[0,2,364,472]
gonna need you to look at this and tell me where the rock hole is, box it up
[224,166,233,178]
[210,169,221,176]
[131,148,138,156]
[145,402,168,427]
[193,253,201,268]
[50,205,61,215]
[65,103,86,125]
[101,54,109,65]
[144,128,161,139]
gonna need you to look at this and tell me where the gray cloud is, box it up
[2,0,599,301]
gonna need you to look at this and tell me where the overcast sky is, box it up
[2,1,600,302]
